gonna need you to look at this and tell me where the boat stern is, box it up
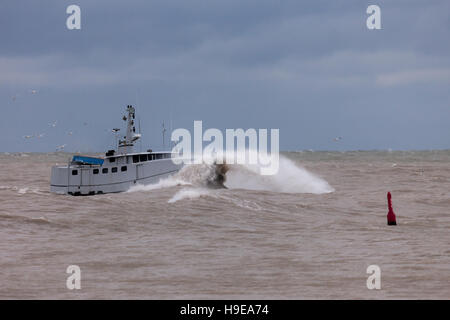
[50,165,70,194]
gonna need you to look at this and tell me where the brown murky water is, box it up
[0,151,449,299]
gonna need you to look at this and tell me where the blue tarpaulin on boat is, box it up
[72,155,104,165]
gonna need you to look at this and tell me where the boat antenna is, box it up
[169,109,173,149]
[162,121,166,149]
[138,116,142,152]
[135,89,143,152]
[112,128,120,149]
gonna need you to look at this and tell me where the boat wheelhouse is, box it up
[50,105,182,195]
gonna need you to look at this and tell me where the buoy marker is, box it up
[387,192,397,225]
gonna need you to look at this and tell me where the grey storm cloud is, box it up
[1,0,449,152]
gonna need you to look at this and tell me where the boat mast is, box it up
[118,105,141,154]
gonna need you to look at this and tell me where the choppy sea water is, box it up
[0,151,449,299]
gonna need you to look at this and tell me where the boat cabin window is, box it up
[133,155,139,163]
[112,167,118,173]
[72,170,78,175]
[102,168,108,174]
[140,154,147,162]
[156,154,163,160]
[93,169,99,174]
[121,166,127,172]
[109,157,116,163]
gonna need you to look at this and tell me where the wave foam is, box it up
[224,156,334,194]
[128,153,333,202]
[128,178,191,192]
[168,188,213,203]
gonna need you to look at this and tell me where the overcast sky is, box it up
[1,0,449,152]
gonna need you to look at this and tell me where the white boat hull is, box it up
[50,155,182,196]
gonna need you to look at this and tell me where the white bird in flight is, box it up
[49,120,57,127]
[56,144,66,151]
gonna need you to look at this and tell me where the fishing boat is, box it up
[50,105,182,195]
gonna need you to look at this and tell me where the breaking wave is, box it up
[224,156,334,194]
[128,152,334,203]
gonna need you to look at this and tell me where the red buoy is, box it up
[387,192,397,225]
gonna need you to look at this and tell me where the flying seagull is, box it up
[56,144,66,151]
